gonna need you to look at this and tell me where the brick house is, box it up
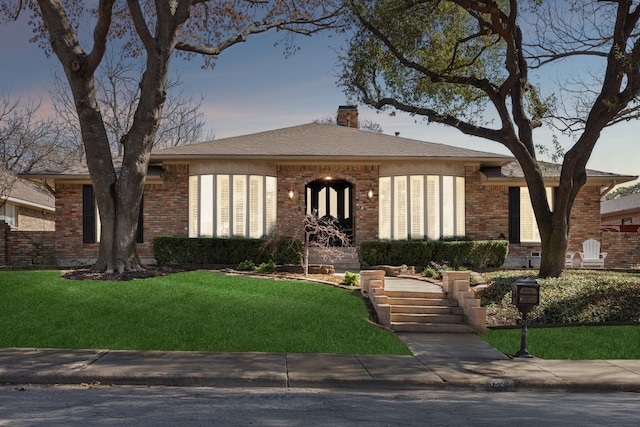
[21,106,637,268]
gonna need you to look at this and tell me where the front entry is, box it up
[305,179,353,245]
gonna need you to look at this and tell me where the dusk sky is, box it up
[0,13,637,185]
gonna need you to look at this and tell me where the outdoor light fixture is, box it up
[288,189,295,200]
[367,186,374,199]
[511,277,540,358]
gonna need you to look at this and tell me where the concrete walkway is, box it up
[1,333,639,391]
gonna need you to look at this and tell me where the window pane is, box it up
[0,204,16,227]
[344,187,350,219]
[217,175,230,237]
[442,176,454,238]
[199,175,214,237]
[519,187,538,242]
[188,176,199,237]
[394,176,407,239]
[329,187,338,218]
[233,175,246,236]
[410,175,424,239]
[318,187,327,217]
[427,176,440,240]
[379,177,391,240]
[266,177,277,235]
[249,175,263,238]
[456,177,465,236]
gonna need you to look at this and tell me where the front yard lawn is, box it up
[0,270,411,355]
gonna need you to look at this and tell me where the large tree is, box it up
[340,0,640,277]
[2,0,340,273]
[50,50,206,158]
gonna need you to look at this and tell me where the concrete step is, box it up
[387,297,455,306]
[385,289,446,298]
[390,322,475,333]
[390,313,467,324]
[391,305,464,315]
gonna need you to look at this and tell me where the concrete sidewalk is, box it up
[1,333,639,391]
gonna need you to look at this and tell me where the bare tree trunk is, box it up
[539,217,569,278]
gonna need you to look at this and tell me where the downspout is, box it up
[600,180,618,199]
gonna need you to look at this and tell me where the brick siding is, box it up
[5,160,636,270]
[276,164,378,246]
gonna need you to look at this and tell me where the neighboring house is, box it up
[21,106,637,268]
[601,193,640,232]
[0,169,55,231]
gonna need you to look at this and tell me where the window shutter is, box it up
[136,196,144,243]
[508,187,520,243]
[82,185,96,244]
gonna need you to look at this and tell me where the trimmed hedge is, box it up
[359,240,508,269]
[153,237,301,267]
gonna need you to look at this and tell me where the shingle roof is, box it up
[1,169,54,210]
[601,192,640,215]
[20,158,164,180]
[480,161,637,182]
[150,123,512,163]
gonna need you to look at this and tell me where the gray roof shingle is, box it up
[150,123,512,162]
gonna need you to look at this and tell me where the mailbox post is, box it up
[511,277,540,358]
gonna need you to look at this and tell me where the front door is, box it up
[305,179,353,245]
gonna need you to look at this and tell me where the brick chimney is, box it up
[337,105,358,128]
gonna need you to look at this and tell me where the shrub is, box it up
[423,267,437,278]
[257,259,276,273]
[153,237,301,267]
[237,260,256,271]
[342,271,360,286]
[359,239,508,269]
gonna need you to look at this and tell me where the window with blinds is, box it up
[379,177,391,240]
[394,176,408,239]
[519,187,553,243]
[188,174,277,239]
[379,175,464,240]
[410,176,424,239]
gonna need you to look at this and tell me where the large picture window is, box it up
[189,174,277,238]
[379,175,465,240]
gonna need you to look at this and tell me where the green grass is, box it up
[0,270,410,355]
[481,325,640,359]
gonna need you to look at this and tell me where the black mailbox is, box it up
[511,277,540,358]
[511,277,540,308]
